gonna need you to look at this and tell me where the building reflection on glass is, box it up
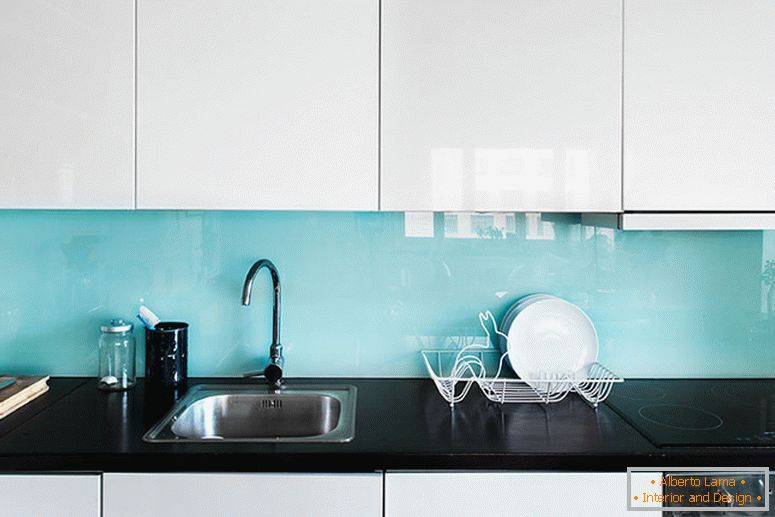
[474,148,554,206]
[445,212,516,239]
[431,148,463,208]
[761,232,775,316]
[403,212,561,241]
[430,147,593,208]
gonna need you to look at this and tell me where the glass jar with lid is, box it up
[98,319,136,391]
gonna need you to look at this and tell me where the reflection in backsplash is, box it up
[0,210,773,378]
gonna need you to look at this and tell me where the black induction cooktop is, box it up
[605,379,775,447]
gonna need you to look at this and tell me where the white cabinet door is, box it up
[381,0,622,212]
[0,475,100,517]
[103,473,382,517]
[624,0,775,211]
[0,0,134,209]
[137,0,378,210]
[385,472,661,517]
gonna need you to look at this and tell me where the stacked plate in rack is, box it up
[499,294,598,388]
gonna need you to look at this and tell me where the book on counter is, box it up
[0,375,50,420]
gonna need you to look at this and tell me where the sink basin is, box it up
[143,384,356,443]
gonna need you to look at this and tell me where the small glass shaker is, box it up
[98,319,136,391]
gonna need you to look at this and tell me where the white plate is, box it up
[507,293,556,325]
[506,298,598,385]
[501,294,555,334]
[498,294,555,353]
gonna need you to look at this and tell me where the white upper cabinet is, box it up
[136,0,379,210]
[624,0,775,211]
[380,0,623,212]
[0,0,134,209]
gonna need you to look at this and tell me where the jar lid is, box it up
[101,319,133,333]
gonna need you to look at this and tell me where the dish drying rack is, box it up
[421,311,623,408]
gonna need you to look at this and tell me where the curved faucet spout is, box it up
[242,259,283,386]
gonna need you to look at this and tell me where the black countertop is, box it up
[0,377,773,472]
[0,378,84,441]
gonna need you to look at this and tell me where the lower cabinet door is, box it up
[385,472,662,517]
[0,474,100,517]
[103,473,382,517]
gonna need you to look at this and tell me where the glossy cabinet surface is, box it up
[136,0,378,210]
[380,0,622,212]
[385,472,661,517]
[0,0,134,209]
[624,0,775,211]
[0,475,100,517]
[103,473,382,517]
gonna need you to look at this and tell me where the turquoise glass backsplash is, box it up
[0,210,773,378]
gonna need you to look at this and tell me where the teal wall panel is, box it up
[0,211,772,378]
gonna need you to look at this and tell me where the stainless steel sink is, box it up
[143,384,356,443]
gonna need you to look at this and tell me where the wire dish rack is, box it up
[421,349,622,407]
[421,311,623,408]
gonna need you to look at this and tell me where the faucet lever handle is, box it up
[243,366,283,387]
[264,363,283,386]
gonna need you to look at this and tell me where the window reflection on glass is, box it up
[431,147,593,208]
[583,225,615,243]
[474,148,554,196]
[564,149,592,206]
[403,212,434,238]
[431,148,463,208]
[524,213,555,240]
[505,214,516,234]
[470,214,494,235]
[442,212,518,240]
[761,231,775,315]
[403,212,566,241]
[443,213,458,234]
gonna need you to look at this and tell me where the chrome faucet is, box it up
[241,259,283,387]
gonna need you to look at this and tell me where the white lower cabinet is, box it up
[103,473,382,517]
[0,474,100,517]
[385,472,662,517]
[0,471,660,516]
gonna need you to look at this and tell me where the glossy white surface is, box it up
[583,213,775,231]
[0,475,100,517]
[0,0,134,209]
[137,0,378,210]
[103,473,383,517]
[385,472,661,516]
[624,0,775,211]
[380,0,622,212]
